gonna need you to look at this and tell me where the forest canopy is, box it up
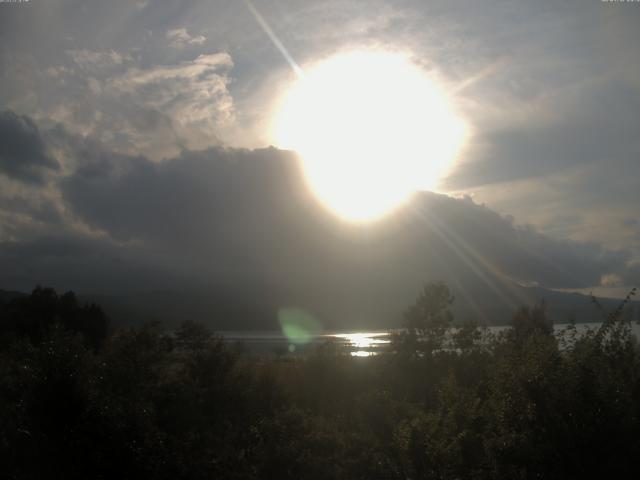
[0,284,639,479]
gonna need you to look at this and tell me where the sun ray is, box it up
[412,204,521,312]
[244,0,304,78]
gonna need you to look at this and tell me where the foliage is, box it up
[0,286,109,351]
[398,281,455,355]
[1,284,640,479]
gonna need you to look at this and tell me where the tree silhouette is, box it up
[401,281,455,354]
[0,286,109,350]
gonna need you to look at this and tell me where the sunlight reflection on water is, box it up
[221,330,392,355]
[350,350,376,357]
[331,332,391,348]
[221,323,640,356]
[330,332,391,357]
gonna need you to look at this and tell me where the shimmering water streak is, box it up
[330,332,391,348]
[221,323,640,356]
[330,332,391,357]
[221,330,392,355]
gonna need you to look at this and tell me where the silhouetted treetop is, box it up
[0,285,109,350]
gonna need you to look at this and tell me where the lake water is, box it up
[220,330,392,356]
[221,322,640,357]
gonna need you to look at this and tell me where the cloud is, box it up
[43,50,235,159]
[60,145,315,256]
[167,28,207,49]
[66,49,134,71]
[0,232,191,295]
[108,53,233,132]
[444,74,640,265]
[450,157,640,265]
[0,110,59,184]
[601,273,624,288]
[445,79,640,190]
[109,52,234,149]
[57,135,640,295]
[0,111,637,325]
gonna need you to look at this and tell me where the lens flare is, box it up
[278,307,322,346]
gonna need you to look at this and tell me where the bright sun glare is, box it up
[273,51,468,222]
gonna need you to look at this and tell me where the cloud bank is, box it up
[0,109,637,326]
[0,110,59,184]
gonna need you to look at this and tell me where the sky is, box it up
[0,0,639,323]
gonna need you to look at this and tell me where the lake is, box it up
[221,322,640,356]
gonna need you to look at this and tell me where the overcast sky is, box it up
[0,0,638,312]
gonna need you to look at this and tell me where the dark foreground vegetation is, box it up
[0,284,639,479]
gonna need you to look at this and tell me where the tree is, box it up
[401,282,454,355]
[0,286,109,351]
[510,301,552,342]
[453,319,483,354]
[175,319,213,353]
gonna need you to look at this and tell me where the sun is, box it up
[273,50,468,222]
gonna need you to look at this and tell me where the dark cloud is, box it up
[0,111,634,326]
[0,232,192,295]
[445,80,640,190]
[60,141,640,290]
[0,110,59,184]
[412,195,638,290]
[61,146,322,256]
[53,138,640,326]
